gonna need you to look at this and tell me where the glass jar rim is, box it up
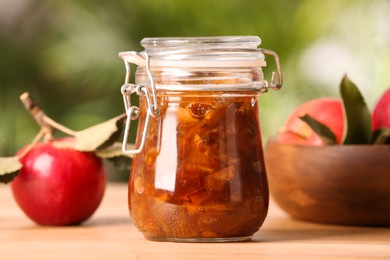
[141,36,262,50]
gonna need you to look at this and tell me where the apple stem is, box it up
[42,114,77,136]
[17,128,46,159]
[19,92,77,139]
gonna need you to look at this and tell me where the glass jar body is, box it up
[128,67,269,242]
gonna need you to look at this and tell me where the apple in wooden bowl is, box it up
[265,77,390,226]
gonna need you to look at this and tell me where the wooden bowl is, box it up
[264,138,390,226]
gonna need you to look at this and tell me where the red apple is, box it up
[372,88,390,130]
[277,98,344,145]
[11,138,106,225]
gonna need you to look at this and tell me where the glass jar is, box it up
[119,36,282,242]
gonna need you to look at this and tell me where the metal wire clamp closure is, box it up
[259,48,283,92]
[120,51,160,155]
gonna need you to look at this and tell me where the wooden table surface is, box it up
[1,183,390,259]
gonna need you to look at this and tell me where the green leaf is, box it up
[0,157,22,184]
[74,114,126,152]
[96,142,133,170]
[372,128,390,144]
[340,76,372,144]
[95,142,134,159]
[299,114,337,145]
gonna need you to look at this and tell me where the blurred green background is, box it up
[1,0,389,180]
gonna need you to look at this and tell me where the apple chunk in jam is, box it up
[129,94,269,241]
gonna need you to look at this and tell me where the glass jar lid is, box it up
[121,36,267,68]
[141,36,262,49]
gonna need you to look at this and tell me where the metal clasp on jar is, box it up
[259,48,283,92]
[120,51,160,155]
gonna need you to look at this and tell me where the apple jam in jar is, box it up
[119,36,282,242]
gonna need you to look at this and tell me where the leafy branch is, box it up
[300,76,390,145]
[1,92,131,184]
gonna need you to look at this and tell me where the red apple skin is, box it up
[372,88,390,130]
[11,138,106,226]
[277,98,344,146]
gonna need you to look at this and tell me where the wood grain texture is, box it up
[1,183,390,259]
[265,138,390,226]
